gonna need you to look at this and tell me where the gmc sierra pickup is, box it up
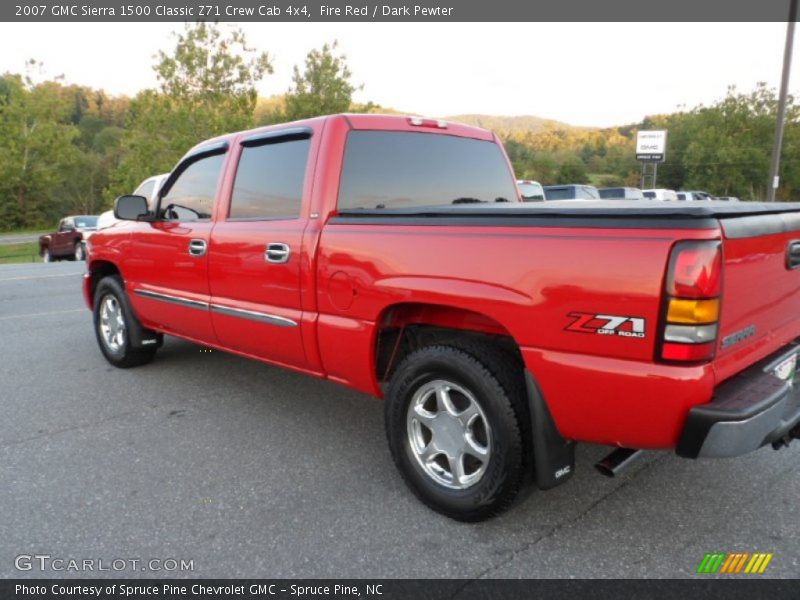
[84,114,800,521]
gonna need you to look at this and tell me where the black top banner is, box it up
[1,0,798,22]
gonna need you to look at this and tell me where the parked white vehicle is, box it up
[677,190,716,201]
[543,184,601,200]
[642,188,678,201]
[598,187,645,200]
[97,173,170,229]
[516,179,545,201]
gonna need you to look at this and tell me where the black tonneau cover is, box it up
[334,201,800,236]
[338,200,800,220]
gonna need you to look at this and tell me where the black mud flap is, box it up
[118,283,164,351]
[525,371,576,489]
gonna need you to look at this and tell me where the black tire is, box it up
[42,248,51,263]
[385,344,526,521]
[74,242,85,261]
[93,275,157,368]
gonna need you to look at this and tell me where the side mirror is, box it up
[114,195,149,221]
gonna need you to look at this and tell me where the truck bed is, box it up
[327,199,800,447]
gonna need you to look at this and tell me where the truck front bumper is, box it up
[677,343,800,458]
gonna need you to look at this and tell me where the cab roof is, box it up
[187,113,497,156]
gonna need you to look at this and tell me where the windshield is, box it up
[74,216,98,229]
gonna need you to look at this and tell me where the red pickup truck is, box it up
[84,114,800,521]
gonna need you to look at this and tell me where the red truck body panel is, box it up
[85,114,800,452]
[315,222,723,448]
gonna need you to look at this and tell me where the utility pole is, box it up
[768,0,797,202]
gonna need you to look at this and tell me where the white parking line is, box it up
[0,308,84,320]
[0,272,82,282]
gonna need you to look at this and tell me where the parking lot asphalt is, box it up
[0,261,798,580]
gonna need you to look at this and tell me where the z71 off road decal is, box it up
[565,312,646,339]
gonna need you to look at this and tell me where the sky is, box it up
[0,22,796,127]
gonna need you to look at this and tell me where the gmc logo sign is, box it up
[565,312,646,339]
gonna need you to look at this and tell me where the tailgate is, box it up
[714,213,800,382]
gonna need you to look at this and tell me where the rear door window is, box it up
[338,131,517,210]
[229,137,311,220]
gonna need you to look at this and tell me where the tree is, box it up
[155,22,272,113]
[647,84,799,200]
[503,138,535,178]
[109,23,272,197]
[284,41,360,120]
[0,73,81,229]
[556,154,589,183]
[597,174,625,188]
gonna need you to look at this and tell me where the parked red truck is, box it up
[84,114,800,521]
[39,215,98,262]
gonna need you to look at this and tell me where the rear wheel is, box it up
[385,345,526,521]
[42,248,51,263]
[93,276,157,368]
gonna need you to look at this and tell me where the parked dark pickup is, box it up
[39,215,98,262]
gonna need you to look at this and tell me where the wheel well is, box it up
[87,261,121,305]
[374,303,523,383]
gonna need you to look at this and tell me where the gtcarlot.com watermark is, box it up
[15,554,194,573]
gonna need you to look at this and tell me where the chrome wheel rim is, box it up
[75,244,84,260]
[99,295,126,352]
[406,379,492,490]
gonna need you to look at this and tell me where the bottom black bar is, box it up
[1,579,797,600]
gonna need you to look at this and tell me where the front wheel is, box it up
[385,345,526,521]
[93,276,157,368]
[74,242,85,261]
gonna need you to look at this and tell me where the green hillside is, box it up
[443,114,588,134]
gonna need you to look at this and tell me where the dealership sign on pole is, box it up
[636,130,668,162]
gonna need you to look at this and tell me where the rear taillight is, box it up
[667,242,721,298]
[659,241,722,363]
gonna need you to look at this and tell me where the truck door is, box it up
[207,128,314,369]
[124,143,228,344]
[53,218,73,256]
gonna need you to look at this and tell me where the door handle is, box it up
[265,243,290,264]
[188,239,207,257]
[787,240,800,269]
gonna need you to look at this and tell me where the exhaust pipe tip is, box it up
[594,448,642,478]
[594,461,616,478]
